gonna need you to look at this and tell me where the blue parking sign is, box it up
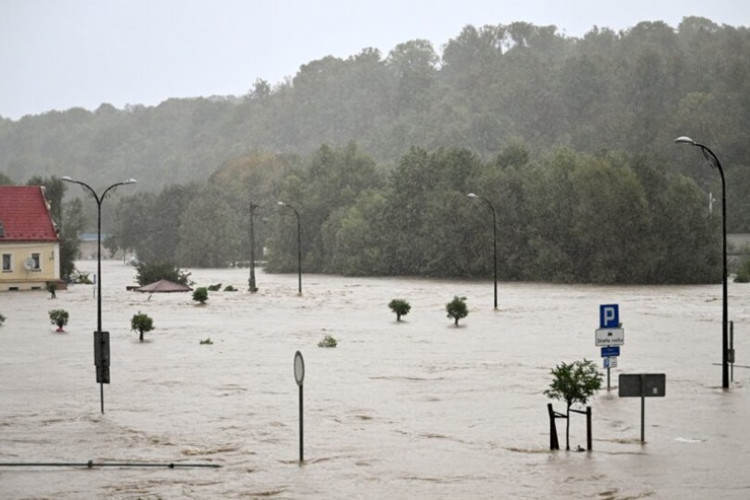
[600,304,619,328]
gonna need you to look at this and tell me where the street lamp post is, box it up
[468,193,498,310]
[62,176,137,412]
[277,201,302,295]
[674,137,729,389]
[248,202,261,293]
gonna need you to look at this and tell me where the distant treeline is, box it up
[2,17,748,283]
[1,17,749,229]
[105,143,720,284]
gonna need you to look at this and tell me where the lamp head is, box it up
[467,193,477,199]
[674,136,696,146]
[277,201,286,207]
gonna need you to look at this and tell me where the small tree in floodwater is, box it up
[389,299,411,322]
[49,309,69,332]
[446,296,468,326]
[192,287,209,305]
[131,312,154,342]
[544,359,602,450]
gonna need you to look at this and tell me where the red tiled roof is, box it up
[0,185,59,242]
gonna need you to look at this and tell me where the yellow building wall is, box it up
[0,242,60,291]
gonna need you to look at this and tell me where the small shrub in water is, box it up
[49,309,69,332]
[318,335,337,348]
[193,287,209,304]
[544,359,603,451]
[131,311,154,342]
[224,285,237,292]
[207,283,222,291]
[200,338,213,345]
[388,298,411,322]
[446,296,468,326]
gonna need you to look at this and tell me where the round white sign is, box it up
[294,351,305,386]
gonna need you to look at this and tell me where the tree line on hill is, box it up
[2,17,748,283]
[105,143,720,284]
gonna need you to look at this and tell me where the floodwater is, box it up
[1,260,749,499]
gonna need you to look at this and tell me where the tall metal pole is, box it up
[674,137,729,389]
[468,193,498,309]
[296,210,301,295]
[278,202,302,295]
[248,203,260,292]
[96,198,104,414]
[62,176,136,412]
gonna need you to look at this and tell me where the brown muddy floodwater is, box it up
[1,260,750,499]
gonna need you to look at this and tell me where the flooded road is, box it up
[2,260,749,499]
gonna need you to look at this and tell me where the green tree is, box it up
[322,190,388,276]
[192,287,208,305]
[130,312,154,342]
[60,197,86,281]
[446,296,468,326]
[137,183,200,263]
[388,299,411,322]
[48,309,69,332]
[135,261,192,286]
[386,39,439,113]
[176,187,240,267]
[544,359,603,450]
[735,256,750,283]
[110,191,156,260]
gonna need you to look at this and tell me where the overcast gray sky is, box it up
[2,0,749,120]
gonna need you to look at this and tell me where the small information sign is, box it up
[595,327,624,346]
[619,373,666,398]
[603,357,618,369]
[600,304,619,328]
[601,346,620,358]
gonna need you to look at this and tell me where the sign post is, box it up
[294,351,305,463]
[618,373,666,443]
[597,305,623,391]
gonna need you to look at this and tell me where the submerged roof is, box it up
[0,185,59,242]
[135,279,193,293]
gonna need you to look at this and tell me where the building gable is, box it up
[0,185,59,242]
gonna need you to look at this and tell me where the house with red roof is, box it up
[0,185,61,291]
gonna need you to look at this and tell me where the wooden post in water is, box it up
[586,406,592,451]
[547,403,559,450]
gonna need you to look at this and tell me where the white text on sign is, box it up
[595,327,624,346]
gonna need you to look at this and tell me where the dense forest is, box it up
[1,18,748,283]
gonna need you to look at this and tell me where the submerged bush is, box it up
[388,299,411,322]
[192,287,209,304]
[131,312,154,342]
[136,261,192,286]
[446,296,468,326]
[49,309,69,332]
[318,335,338,348]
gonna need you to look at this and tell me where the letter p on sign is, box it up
[600,304,619,328]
